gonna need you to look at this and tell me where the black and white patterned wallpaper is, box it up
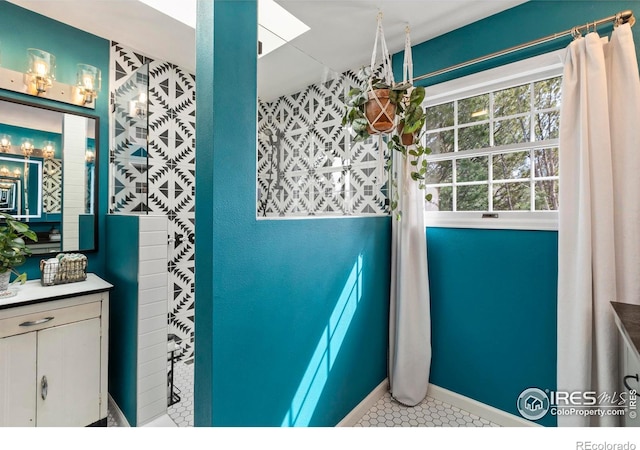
[110,42,196,361]
[257,70,388,217]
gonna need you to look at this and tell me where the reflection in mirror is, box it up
[0,98,98,254]
[0,155,42,218]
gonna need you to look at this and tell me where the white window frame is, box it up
[422,49,565,231]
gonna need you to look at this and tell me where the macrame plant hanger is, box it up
[393,25,417,212]
[402,25,415,185]
[369,12,395,187]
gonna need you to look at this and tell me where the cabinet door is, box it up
[0,332,37,426]
[36,318,101,426]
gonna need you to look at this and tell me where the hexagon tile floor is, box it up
[353,391,501,427]
[107,359,194,427]
[109,363,498,428]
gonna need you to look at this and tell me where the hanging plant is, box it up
[342,12,410,141]
[342,66,410,141]
[386,26,433,217]
[341,17,433,217]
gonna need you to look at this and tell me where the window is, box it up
[422,50,564,230]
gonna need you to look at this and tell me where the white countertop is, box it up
[0,273,113,309]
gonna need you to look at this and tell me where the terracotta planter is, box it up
[398,122,417,146]
[365,89,396,133]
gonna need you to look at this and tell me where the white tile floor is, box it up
[168,359,194,427]
[107,358,194,427]
[353,391,500,427]
[109,364,497,428]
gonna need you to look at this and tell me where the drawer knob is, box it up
[19,317,54,327]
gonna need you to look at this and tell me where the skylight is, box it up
[138,0,309,58]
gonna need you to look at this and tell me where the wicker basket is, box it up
[40,253,87,286]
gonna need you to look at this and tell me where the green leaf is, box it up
[410,86,426,105]
[352,117,368,133]
[393,82,412,91]
[10,272,26,285]
[426,193,433,202]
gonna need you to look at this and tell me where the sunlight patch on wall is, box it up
[281,254,364,427]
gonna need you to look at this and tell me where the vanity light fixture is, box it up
[21,138,34,157]
[76,64,101,105]
[25,48,55,95]
[0,167,8,177]
[0,134,10,152]
[13,168,20,177]
[85,150,95,163]
[42,141,56,159]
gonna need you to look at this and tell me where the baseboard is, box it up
[336,379,389,427]
[108,394,130,427]
[426,384,540,427]
[336,378,540,427]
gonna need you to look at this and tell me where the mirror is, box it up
[0,97,98,254]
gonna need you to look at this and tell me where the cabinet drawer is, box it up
[0,302,101,339]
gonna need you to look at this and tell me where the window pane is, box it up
[534,76,562,110]
[425,186,453,211]
[457,156,488,182]
[458,94,489,124]
[533,148,559,178]
[457,185,488,211]
[425,129,454,154]
[425,102,454,130]
[426,160,453,184]
[458,124,490,151]
[535,180,559,210]
[493,182,530,211]
[494,116,531,146]
[492,151,531,180]
[494,83,530,117]
[535,111,560,140]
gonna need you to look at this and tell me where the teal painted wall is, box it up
[105,215,140,427]
[427,228,558,427]
[394,0,640,426]
[0,1,109,279]
[195,0,391,427]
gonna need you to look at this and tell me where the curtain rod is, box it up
[414,9,635,82]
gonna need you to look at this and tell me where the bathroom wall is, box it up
[257,70,388,217]
[110,43,196,360]
[195,0,391,426]
[0,1,109,278]
[397,0,640,427]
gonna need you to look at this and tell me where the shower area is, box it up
[108,43,196,427]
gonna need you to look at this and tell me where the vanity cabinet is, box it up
[0,274,111,427]
[611,301,640,427]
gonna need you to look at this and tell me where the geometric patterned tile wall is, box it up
[257,69,389,217]
[110,41,196,361]
[43,158,62,213]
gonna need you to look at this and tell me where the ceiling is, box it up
[8,0,528,101]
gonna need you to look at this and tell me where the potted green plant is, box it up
[342,66,411,141]
[343,78,433,215]
[0,212,37,292]
[386,95,433,217]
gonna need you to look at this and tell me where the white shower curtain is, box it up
[557,23,640,427]
[388,154,431,406]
